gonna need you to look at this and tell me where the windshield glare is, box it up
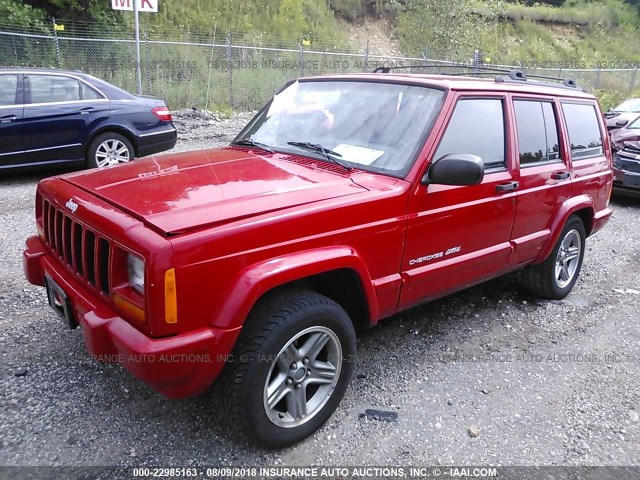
[236,80,444,177]
[614,98,640,113]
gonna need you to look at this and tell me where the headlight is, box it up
[127,253,145,294]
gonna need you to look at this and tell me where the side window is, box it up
[514,100,562,166]
[561,102,604,159]
[28,75,80,104]
[0,74,18,106]
[81,82,102,100]
[434,98,505,170]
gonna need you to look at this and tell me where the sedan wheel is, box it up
[95,139,131,167]
[87,132,135,169]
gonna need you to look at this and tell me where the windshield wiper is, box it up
[232,138,274,154]
[287,141,353,171]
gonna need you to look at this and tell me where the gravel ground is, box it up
[0,112,639,469]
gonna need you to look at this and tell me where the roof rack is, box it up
[372,64,579,90]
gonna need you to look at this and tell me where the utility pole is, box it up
[134,0,142,94]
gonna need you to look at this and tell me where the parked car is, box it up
[610,116,640,196]
[604,97,640,131]
[23,69,613,447]
[0,68,176,171]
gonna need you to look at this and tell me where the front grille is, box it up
[616,150,640,174]
[42,199,112,296]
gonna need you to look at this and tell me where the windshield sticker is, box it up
[332,144,384,165]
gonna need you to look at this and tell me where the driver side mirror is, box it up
[422,154,485,186]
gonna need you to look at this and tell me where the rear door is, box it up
[23,74,109,166]
[0,73,25,168]
[399,94,518,308]
[560,101,610,215]
[507,96,572,267]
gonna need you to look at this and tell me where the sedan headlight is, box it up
[127,253,145,294]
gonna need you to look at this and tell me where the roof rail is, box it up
[372,64,579,89]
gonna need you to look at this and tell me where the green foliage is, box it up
[330,0,362,20]
[397,0,499,59]
[594,88,640,111]
[0,0,47,28]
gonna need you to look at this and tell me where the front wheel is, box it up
[87,132,134,169]
[225,290,356,448]
[521,215,586,299]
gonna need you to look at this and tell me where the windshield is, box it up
[627,116,640,129]
[234,80,445,177]
[614,98,640,113]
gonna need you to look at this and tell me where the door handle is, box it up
[0,115,17,123]
[551,171,570,180]
[79,107,95,115]
[496,181,519,193]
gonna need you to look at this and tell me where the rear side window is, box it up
[514,100,561,166]
[561,103,604,159]
[434,98,505,170]
[81,82,103,100]
[0,74,18,106]
[28,75,80,104]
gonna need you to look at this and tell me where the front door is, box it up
[0,73,25,169]
[399,95,518,308]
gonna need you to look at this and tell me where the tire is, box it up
[223,289,356,448]
[86,132,134,169]
[521,215,586,300]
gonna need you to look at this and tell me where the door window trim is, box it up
[559,100,605,161]
[512,97,564,169]
[431,94,509,176]
[16,72,109,107]
[0,73,24,109]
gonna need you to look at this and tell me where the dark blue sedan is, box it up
[0,68,177,170]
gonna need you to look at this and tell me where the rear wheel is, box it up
[224,290,356,448]
[521,216,586,299]
[87,132,134,169]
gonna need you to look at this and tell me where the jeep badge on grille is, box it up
[65,199,78,214]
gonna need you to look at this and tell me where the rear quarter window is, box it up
[561,102,604,160]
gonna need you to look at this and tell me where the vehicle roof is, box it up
[0,67,137,100]
[0,67,92,77]
[302,73,597,100]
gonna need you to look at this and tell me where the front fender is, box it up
[210,246,379,330]
[533,194,594,264]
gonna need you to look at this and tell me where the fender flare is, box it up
[533,194,594,264]
[210,246,379,330]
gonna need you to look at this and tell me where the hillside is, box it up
[4,1,640,63]
[3,0,640,108]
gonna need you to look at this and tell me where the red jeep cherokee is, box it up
[23,70,613,447]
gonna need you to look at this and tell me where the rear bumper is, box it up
[591,207,613,236]
[136,127,178,158]
[23,235,239,398]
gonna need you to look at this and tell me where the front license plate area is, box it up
[622,172,640,188]
[45,274,78,329]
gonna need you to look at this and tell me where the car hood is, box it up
[611,128,640,150]
[605,112,640,128]
[61,147,368,235]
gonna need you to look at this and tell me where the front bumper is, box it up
[23,235,240,399]
[613,152,640,196]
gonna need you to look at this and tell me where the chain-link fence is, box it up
[1,22,639,112]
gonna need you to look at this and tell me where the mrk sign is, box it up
[111,0,158,13]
